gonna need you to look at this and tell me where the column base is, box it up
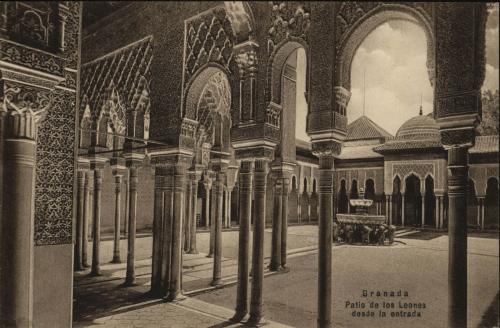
[206,253,213,258]
[188,249,198,254]
[74,265,85,272]
[231,310,247,323]
[111,256,121,264]
[268,263,282,272]
[123,277,136,287]
[317,318,331,328]
[164,292,186,302]
[89,269,101,277]
[280,265,290,273]
[210,278,222,287]
[247,315,266,327]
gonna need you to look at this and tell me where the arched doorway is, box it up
[365,179,375,214]
[484,177,499,229]
[338,180,348,214]
[424,175,436,227]
[405,175,422,227]
[392,176,402,225]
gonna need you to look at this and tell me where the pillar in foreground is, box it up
[232,160,253,321]
[74,169,86,271]
[447,146,469,328]
[248,159,270,325]
[0,110,38,327]
[269,175,282,271]
[189,171,201,254]
[124,159,142,286]
[151,167,165,295]
[211,167,226,286]
[82,170,92,267]
[184,175,193,253]
[167,159,189,301]
[112,169,124,263]
[90,162,105,276]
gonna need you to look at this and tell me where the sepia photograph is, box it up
[0,2,498,328]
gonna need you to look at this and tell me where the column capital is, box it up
[311,140,342,158]
[89,156,108,170]
[110,156,126,173]
[1,83,52,139]
[234,41,259,79]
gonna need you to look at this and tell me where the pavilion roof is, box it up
[346,116,393,141]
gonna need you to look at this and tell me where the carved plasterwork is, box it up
[223,2,253,43]
[185,6,235,86]
[267,2,310,53]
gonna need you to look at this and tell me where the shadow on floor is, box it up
[478,291,499,328]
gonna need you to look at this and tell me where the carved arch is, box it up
[336,4,435,90]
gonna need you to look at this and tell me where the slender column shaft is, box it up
[75,170,85,270]
[233,161,253,321]
[91,169,103,275]
[270,177,282,271]
[205,187,211,229]
[124,178,129,235]
[317,156,334,328]
[476,197,480,228]
[281,176,290,269]
[151,170,164,294]
[0,134,36,327]
[125,166,138,286]
[211,172,225,286]
[227,188,232,227]
[421,192,425,228]
[82,172,91,267]
[184,179,192,252]
[209,187,216,257]
[248,159,269,325]
[436,195,440,229]
[168,162,186,300]
[447,146,468,328]
[161,170,174,297]
[112,174,123,263]
[189,177,199,254]
[401,194,405,227]
[480,197,484,230]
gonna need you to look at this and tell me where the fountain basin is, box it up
[337,213,387,225]
[349,199,373,207]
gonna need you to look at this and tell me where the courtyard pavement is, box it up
[74,226,499,328]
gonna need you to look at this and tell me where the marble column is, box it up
[203,176,212,230]
[184,177,192,252]
[248,159,269,326]
[161,167,174,297]
[82,171,92,268]
[270,177,283,271]
[435,195,440,229]
[421,192,425,228]
[91,166,104,276]
[125,164,140,286]
[281,174,290,270]
[189,172,200,254]
[317,155,334,328]
[167,160,188,301]
[151,167,165,295]
[112,173,123,263]
[401,194,405,227]
[478,197,485,230]
[233,160,253,321]
[208,186,216,257]
[447,146,469,328]
[75,170,86,271]
[124,177,129,235]
[0,110,37,327]
[211,169,225,286]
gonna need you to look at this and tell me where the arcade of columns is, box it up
[0,2,489,328]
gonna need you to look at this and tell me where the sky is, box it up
[295,3,499,140]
